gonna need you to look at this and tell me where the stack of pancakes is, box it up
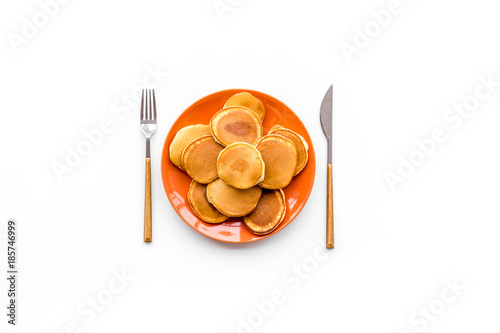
[169,92,308,236]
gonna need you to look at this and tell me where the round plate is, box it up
[161,89,316,243]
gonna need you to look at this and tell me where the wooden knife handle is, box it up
[144,158,152,242]
[327,164,334,249]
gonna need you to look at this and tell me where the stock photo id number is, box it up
[6,220,17,325]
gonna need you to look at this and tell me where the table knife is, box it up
[320,85,334,249]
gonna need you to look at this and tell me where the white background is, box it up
[1,0,500,332]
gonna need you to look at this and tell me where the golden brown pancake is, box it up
[169,124,211,170]
[187,180,228,223]
[268,125,309,175]
[256,134,297,189]
[210,107,263,147]
[206,179,262,217]
[217,143,265,189]
[223,92,266,122]
[182,136,224,184]
[243,189,286,235]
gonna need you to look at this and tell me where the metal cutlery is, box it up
[140,89,157,243]
[320,85,334,249]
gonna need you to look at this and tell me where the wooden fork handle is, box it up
[144,158,152,242]
[327,164,334,249]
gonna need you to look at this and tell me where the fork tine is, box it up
[152,89,157,120]
[148,89,153,120]
[146,89,151,120]
[140,89,145,120]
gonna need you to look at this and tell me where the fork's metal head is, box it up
[140,89,157,138]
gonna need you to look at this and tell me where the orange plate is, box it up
[161,89,316,243]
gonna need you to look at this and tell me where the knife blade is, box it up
[320,85,334,249]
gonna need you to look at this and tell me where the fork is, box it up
[140,89,157,242]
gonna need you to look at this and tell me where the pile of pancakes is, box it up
[169,92,309,235]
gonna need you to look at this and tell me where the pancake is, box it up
[206,178,262,217]
[182,136,224,184]
[223,92,266,122]
[187,180,228,223]
[256,134,297,189]
[210,107,263,147]
[268,125,309,175]
[243,189,286,235]
[169,124,211,170]
[217,142,265,189]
